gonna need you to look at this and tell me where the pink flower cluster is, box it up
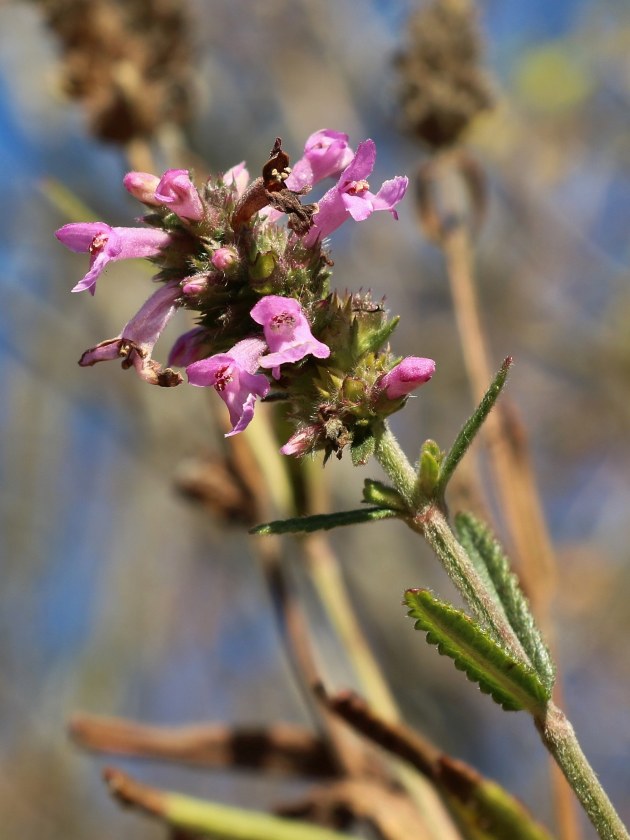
[55,130,433,448]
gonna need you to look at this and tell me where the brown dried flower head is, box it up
[34,0,194,144]
[395,0,494,149]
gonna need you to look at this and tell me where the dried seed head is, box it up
[395,0,494,149]
[34,0,195,144]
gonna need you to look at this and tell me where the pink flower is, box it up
[378,357,436,399]
[303,140,408,247]
[250,296,330,380]
[223,162,250,198]
[55,222,172,295]
[78,282,182,386]
[123,171,161,205]
[285,129,354,192]
[186,338,269,436]
[154,169,204,221]
[168,326,209,367]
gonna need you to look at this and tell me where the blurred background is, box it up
[1,0,630,837]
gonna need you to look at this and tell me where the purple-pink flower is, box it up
[250,296,330,380]
[303,140,408,247]
[168,325,209,367]
[378,357,435,399]
[285,129,354,192]
[78,281,182,386]
[223,162,250,198]
[186,338,270,436]
[154,169,204,221]
[55,222,172,295]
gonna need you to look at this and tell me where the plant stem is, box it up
[377,424,529,665]
[535,704,630,840]
[374,423,419,505]
[374,424,630,840]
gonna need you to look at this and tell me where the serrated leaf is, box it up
[437,357,512,495]
[455,513,556,693]
[362,478,408,512]
[404,589,549,712]
[351,433,375,466]
[251,507,399,536]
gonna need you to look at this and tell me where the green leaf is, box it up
[404,589,549,712]
[251,507,399,536]
[416,439,444,498]
[350,433,376,466]
[455,513,556,693]
[249,250,277,281]
[437,357,512,495]
[353,315,400,356]
[362,478,408,511]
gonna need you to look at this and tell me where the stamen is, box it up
[271,312,296,331]
[346,179,370,196]
[89,233,108,254]
[214,364,233,392]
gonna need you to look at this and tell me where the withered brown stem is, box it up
[71,714,337,778]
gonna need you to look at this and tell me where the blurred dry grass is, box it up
[1,0,630,837]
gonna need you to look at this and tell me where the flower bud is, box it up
[181,274,210,297]
[280,425,320,456]
[211,247,238,272]
[123,171,161,205]
[378,357,435,399]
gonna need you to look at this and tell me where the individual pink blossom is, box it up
[378,357,436,399]
[55,222,172,295]
[123,171,161,205]
[303,140,408,247]
[186,338,269,436]
[250,296,330,380]
[211,246,237,272]
[285,129,355,192]
[154,169,204,221]
[223,162,250,198]
[280,425,320,456]
[168,326,209,367]
[78,282,182,386]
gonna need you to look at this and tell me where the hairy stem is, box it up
[536,704,630,840]
[374,424,418,505]
[377,424,528,664]
[374,425,630,840]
